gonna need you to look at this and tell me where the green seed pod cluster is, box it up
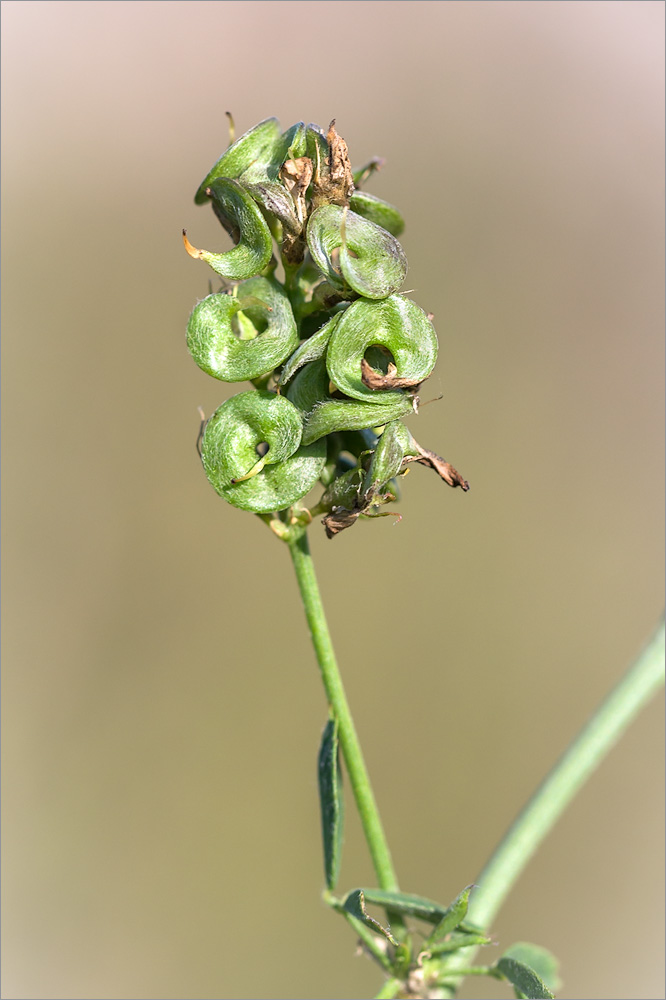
[184,116,468,536]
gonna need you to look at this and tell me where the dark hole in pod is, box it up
[230,306,269,340]
[336,450,361,474]
[364,344,395,375]
[255,442,270,457]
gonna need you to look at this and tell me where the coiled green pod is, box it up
[306,205,407,299]
[200,390,326,512]
[185,116,468,533]
[186,276,299,382]
[286,360,414,446]
[194,117,282,204]
[184,178,273,280]
[349,191,405,237]
[326,295,438,404]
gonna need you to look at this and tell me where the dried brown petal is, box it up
[280,156,313,225]
[322,505,361,538]
[311,121,355,209]
[405,442,469,490]
[326,120,354,205]
[360,358,425,392]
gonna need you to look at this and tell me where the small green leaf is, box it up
[424,884,475,948]
[318,718,344,891]
[185,178,273,280]
[502,944,561,995]
[350,191,405,237]
[496,957,555,999]
[342,890,399,947]
[348,888,448,923]
[425,931,492,956]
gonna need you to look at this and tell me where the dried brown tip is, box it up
[322,506,360,539]
[412,443,469,490]
[325,120,354,206]
[182,230,204,260]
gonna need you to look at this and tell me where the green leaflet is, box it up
[200,390,325,513]
[306,205,407,299]
[423,884,475,949]
[194,117,282,204]
[186,178,273,280]
[187,277,298,382]
[343,888,449,923]
[326,295,438,404]
[317,718,344,891]
[350,191,405,237]
[501,944,561,995]
[342,890,399,947]
[352,156,385,188]
[495,957,555,1000]
[425,932,492,956]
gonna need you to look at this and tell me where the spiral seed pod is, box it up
[201,390,326,513]
[184,178,273,280]
[186,276,299,382]
[241,120,307,186]
[194,117,282,204]
[349,191,405,237]
[307,205,407,299]
[326,295,438,404]
[185,116,468,533]
[285,359,414,446]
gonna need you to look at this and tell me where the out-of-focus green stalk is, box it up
[439,618,665,994]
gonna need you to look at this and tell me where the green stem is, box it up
[288,530,401,894]
[374,978,403,999]
[439,618,665,992]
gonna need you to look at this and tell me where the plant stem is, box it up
[374,978,403,999]
[438,617,665,992]
[288,530,401,894]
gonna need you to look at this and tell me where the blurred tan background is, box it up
[2,2,664,998]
